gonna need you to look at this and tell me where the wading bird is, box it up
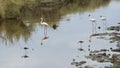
[40,17,48,36]
[100,16,107,32]
[40,17,49,45]
[40,17,48,27]
[88,14,97,33]
[100,16,106,21]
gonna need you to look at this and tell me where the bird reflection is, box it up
[89,34,96,43]
[22,47,29,58]
[41,36,49,45]
[88,34,97,52]
[89,33,100,42]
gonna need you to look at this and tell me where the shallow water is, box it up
[0,0,120,68]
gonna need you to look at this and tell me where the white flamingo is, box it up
[40,17,49,45]
[100,16,106,21]
[88,14,97,33]
[100,16,107,32]
[40,17,48,36]
[40,17,48,27]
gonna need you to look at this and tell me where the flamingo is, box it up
[88,14,97,33]
[89,14,96,22]
[100,16,106,21]
[100,16,107,32]
[40,17,48,36]
[40,17,48,27]
[40,17,49,45]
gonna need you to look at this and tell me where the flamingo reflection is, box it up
[88,14,97,34]
[88,34,97,52]
[89,33,98,43]
[41,36,49,45]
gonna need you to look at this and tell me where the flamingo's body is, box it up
[40,17,49,45]
[88,14,96,22]
[100,16,107,32]
[40,18,48,27]
[100,16,106,21]
[88,14,97,33]
[89,18,96,22]
[40,17,48,36]
[41,22,48,27]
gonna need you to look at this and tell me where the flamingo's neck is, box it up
[41,18,43,24]
[88,15,94,19]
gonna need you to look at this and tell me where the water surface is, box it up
[0,0,120,68]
